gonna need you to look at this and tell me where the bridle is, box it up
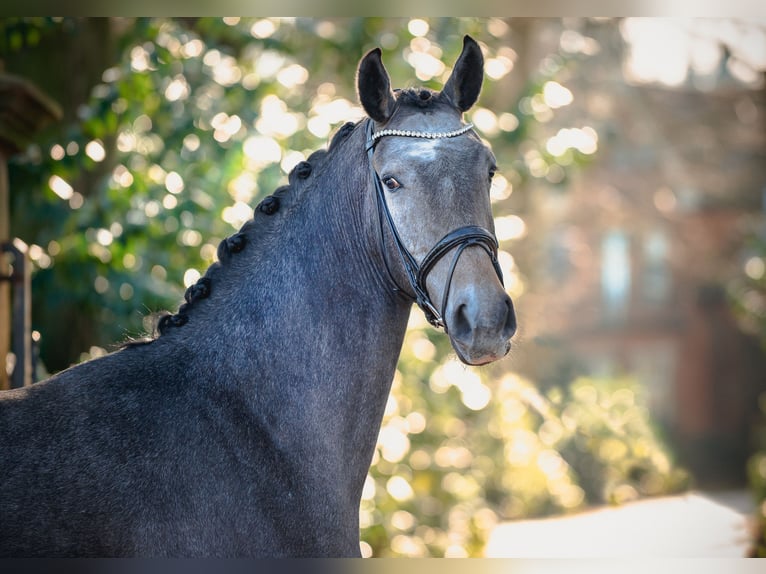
[364,118,504,331]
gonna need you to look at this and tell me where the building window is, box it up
[642,230,671,304]
[546,227,573,283]
[601,230,631,321]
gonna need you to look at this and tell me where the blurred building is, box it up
[508,19,766,486]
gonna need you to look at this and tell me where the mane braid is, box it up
[126,121,361,346]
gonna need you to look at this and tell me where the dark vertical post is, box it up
[1,240,31,388]
[0,72,61,389]
[0,152,9,389]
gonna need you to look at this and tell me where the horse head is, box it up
[357,35,517,366]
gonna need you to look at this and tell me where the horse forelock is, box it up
[395,87,437,106]
[391,88,456,117]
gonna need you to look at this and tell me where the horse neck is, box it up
[182,122,411,496]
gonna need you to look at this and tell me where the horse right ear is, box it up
[442,35,484,112]
[357,48,396,124]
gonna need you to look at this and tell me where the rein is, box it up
[364,119,503,331]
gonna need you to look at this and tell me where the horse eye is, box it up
[489,169,497,181]
[383,176,401,191]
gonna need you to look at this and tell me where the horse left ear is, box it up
[357,47,396,123]
[442,35,484,112]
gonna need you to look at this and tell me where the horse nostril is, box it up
[450,303,472,341]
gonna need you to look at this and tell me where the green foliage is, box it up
[730,228,766,556]
[730,233,766,347]
[361,320,689,556]
[748,397,766,557]
[0,18,60,53]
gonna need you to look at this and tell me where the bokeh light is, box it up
[11,17,761,558]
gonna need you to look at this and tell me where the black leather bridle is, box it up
[365,119,504,331]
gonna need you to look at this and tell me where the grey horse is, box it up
[0,35,515,557]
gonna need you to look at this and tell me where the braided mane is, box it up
[129,86,448,346]
[126,121,359,345]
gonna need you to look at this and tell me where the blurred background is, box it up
[1,17,765,557]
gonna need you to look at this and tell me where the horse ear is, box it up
[442,35,484,112]
[357,48,396,123]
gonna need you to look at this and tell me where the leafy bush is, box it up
[747,395,766,556]
[731,231,766,556]
[361,318,689,557]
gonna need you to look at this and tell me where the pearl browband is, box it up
[369,123,475,144]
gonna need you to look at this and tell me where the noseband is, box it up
[365,119,504,331]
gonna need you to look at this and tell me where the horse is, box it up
[0,35,516,557]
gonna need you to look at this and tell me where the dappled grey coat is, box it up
[0,35,514,557]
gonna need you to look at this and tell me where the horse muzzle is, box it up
[446,283,516,366]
